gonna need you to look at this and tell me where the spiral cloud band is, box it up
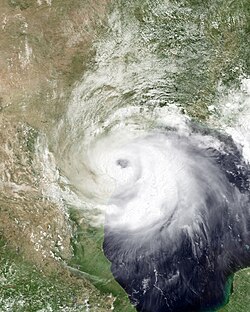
[98,124,250,312]
[57,115,250,311]
[50,6,250,309]
[54,97,250,311]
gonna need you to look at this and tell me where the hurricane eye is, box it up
[116,159,129,168]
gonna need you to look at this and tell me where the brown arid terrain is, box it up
[0,114,72,268]
[0,0,110,127]
[0,0,109,257]
[0,1,122,311]
[1,1,250,311]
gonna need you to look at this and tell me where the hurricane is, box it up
[54,107,250,311]
[32,1,250,311]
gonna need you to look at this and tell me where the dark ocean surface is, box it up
[103,127,250,312]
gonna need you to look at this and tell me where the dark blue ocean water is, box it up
[103,128,250,312]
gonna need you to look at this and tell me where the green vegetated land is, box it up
[0,237,105,312]
[0,231,249,311]
[68,208,135,312]
[220,269,250,312]
[1,0,250,311]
